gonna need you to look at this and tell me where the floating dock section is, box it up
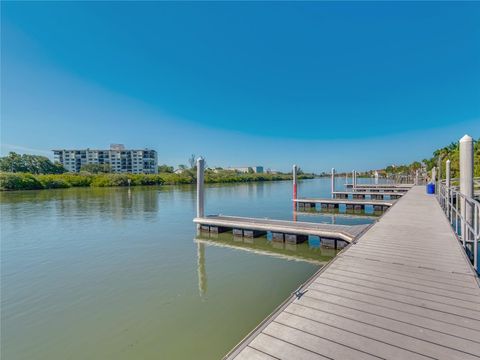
[333,191,404,200]
[193,215,370,247]
[295,198,395,213]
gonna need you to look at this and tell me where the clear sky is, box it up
[1,2,479,172]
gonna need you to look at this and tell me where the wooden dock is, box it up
[193,215,370,246]
[295,198,395,212]
[333,191,404,200]
[225,186,480,360]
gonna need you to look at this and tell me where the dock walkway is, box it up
[226,186,480,360]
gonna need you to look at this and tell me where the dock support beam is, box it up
[196,157,205,219]
[331,168,335,198]
[460,135,473,248]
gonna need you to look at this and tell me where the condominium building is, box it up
[53,144,158,174]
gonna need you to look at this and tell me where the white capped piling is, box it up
[460,135,474,246]
[331,168,335,198]
[437,157,442,184]
[374,171,379,185]
[293,165,298,210]
[196,157,205,219]
[446,159,451,215]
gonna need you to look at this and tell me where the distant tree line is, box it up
[381,138,480,178]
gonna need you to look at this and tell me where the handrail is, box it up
[437,182,479,274]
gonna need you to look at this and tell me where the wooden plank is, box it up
[299,291,480,343]
[307,284,480,330]
[319,271,480,308]
[234,346,278,360]
[328,264,480,294]
[282,304,480,360]
[248,333,327,360]
[262,322,380,360]
[332,257,478,286]
[275,312,431,359]
[291,298,480,356]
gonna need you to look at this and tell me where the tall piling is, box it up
[331,168,335,198]
[293,164,298,211]
[196,157,205,219]
[460,135,474,246]
[445,159,450,216]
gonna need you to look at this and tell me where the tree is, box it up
[0,152,66,174]
[80,163,112,174]
[158,164,174,173]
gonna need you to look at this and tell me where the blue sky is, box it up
[1,2,479,172]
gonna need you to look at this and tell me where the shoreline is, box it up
[0,172,315,191]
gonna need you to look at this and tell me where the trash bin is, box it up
[426,182,435,194]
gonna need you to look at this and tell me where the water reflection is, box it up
[197,243,207,298]
[195,231,339,268]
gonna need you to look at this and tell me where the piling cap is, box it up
[460,134,473,143]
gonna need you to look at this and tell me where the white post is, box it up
[196,157,205,218]
[437,157,442,184]
[374,171,379,185]
[331,168,335,198]
[446,159,450,215]
[292,164,298,210]
[460,135,474,247]
[415,169,419,185]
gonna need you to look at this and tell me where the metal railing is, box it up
[437,180,479,274]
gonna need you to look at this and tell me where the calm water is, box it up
[1,178,375,360]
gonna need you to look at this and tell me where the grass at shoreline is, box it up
[0,172,314,191]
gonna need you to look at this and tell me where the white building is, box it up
[227,166,264,174]
[53,144,158,174]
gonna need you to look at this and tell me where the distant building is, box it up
[52,144,158,174]
[227,166,264,174]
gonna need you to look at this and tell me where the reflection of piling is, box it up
[197,243,207,297]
